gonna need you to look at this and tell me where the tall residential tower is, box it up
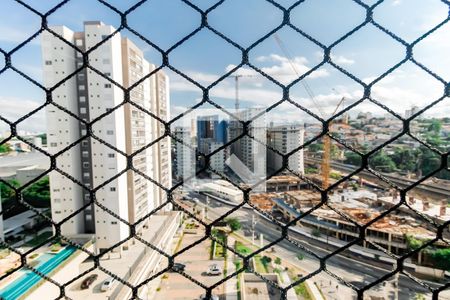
[42,22,171,252]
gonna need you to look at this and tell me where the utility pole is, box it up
[206,195,210,220]
[251,213,258,245]
[235,75,241,112]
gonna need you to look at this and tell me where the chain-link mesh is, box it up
[0,0,449,299]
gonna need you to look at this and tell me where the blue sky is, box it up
[0,0,449,134]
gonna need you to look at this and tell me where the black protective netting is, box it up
[0,0,450,299]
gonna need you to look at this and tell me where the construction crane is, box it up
[231,74,254,112]
[272,33,345,189]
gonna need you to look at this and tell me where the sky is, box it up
[0,0,449,134]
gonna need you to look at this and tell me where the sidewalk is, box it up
[225,236,238,300]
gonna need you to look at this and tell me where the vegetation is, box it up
[235,241,251,256]
[293,280,312,300]
[0,177,50,218]
[296,253,304,261]
[429,248,450,271]
[305,167,318,174]
[212,229,227,258]
[311,228,321,237]
[274,257,282,265]
[405,235,426,251]
[225,218,242,232]
[344,143,449,179]
[0,142,11,153]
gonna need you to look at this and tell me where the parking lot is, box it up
[156,232,226,300]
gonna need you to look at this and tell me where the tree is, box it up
[308,143,323,153]
[429,248,450,271]
[427,119,442,134]
[23,177,50,207]
[225,218,241,232]
[0,179,20,202]
[344,152,362,166]
[274,257,282,265]
[0,143,11,153]
[369,151,396,173]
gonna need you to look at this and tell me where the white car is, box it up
[100,277,115,292]
[206,264,222,276]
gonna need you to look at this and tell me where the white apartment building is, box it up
[267,125,305,175]
[42,22,171,252]
[173,127,195,180]
[228,108,266,190]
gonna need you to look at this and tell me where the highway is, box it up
[187,193,449,300]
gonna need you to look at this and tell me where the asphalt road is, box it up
[188,192,449,300]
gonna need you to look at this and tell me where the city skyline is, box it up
[0,2,449,300]
[0,0,448,133]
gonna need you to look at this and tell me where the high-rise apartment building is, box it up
[228,108,266,190]
[196,115,228,176]
[267,125,305,175]
[42,22,171,252]
[173,127,196,180]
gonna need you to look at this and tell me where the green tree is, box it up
[369,151,396,172]
[430,248,450,271]
[0,143,11,153]
[225,218,242,232]
[274,257,282,265]
[344,152,362,166]
[419,147,441,176]
[0,179,20,202]
[23,177,50,206]
[308,143,323,153]
[427,119,442,134]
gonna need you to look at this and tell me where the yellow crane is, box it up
[273,33,345,189]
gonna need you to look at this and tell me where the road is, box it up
[188,193,449,300]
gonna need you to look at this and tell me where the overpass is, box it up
[305,158,450,200]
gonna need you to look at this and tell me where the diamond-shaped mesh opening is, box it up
[1,1,449,299]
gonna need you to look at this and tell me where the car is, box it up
[80,274,98,290]
[171,263,186,272]
[205,264,222,276]
[199,294,219,300]
[100,277,116,292]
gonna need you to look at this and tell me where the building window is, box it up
[82,162,90,168]
[45,60,52,65]
[110,187,116,192]
[80,107,87,114]
[79,96,86,103]
[106,130,114,135]
[75,39,83,46]
[79,85,85,91]
[82,151,89,158]
[50,142,57,147]
[108,153,115,158]
[102,58,110,64]
[111,221,117,225]
[83,172,90,178]
[104,84,111,88]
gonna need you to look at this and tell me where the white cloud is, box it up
[331,55,355,65]
[0,26,40,46]
[0,98,46,133]
[392,0,402,6]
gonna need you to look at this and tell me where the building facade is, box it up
[42,22,171,252]
[267,125,305,175]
